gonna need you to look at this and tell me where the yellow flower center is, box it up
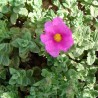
[54,33,62,42]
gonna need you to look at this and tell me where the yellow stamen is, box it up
[54,33,62,42]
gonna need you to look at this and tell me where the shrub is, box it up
[0,0,98,98]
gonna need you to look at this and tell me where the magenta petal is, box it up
[59,38,74,52]
[44,21,55,34]
[52,17,64,25]
[45,40,60,57]
[44,21,52,28]
[44,22,55,35]
[40,33,52,44]
[52,17,70,35]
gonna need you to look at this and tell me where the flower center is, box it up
[53,33,62,42]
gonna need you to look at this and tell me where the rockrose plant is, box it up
[0,0,98,98]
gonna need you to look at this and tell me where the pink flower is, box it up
[40,17,74,57]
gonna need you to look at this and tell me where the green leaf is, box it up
[2,55,10,66]
[19,8,28,16]
[0,20,10,42]
[1,6,9,13]
[9,69,33,86]
[4,43,12,54]
[0,54,10,66]
[0,55,3,64]
[11,38,29,48]
[22,31,31,41]
[1,91,19,98]
[91,90,98,97]
[0,0,8,4]
[29,41,40,53]
[62,0,76,8]
[11,38,20,47]
[0,13,3,18]
[19,46,29,59]
[0,43,12,54]
[9,27,20,39]
[34,0,42,7]
[90,5,98,17]
[10,13,18,24]
[0,68,6,79]
[87,51,96,65]
[13,7,20,13]
[19,40,29,47]
[53,0,60,6]
[0,43,5,52]
[67,69,78,79]
[41,69,52,77]
[84,0,93,3]
[9,68,17,75]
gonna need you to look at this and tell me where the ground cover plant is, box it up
[0,0,98,98]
